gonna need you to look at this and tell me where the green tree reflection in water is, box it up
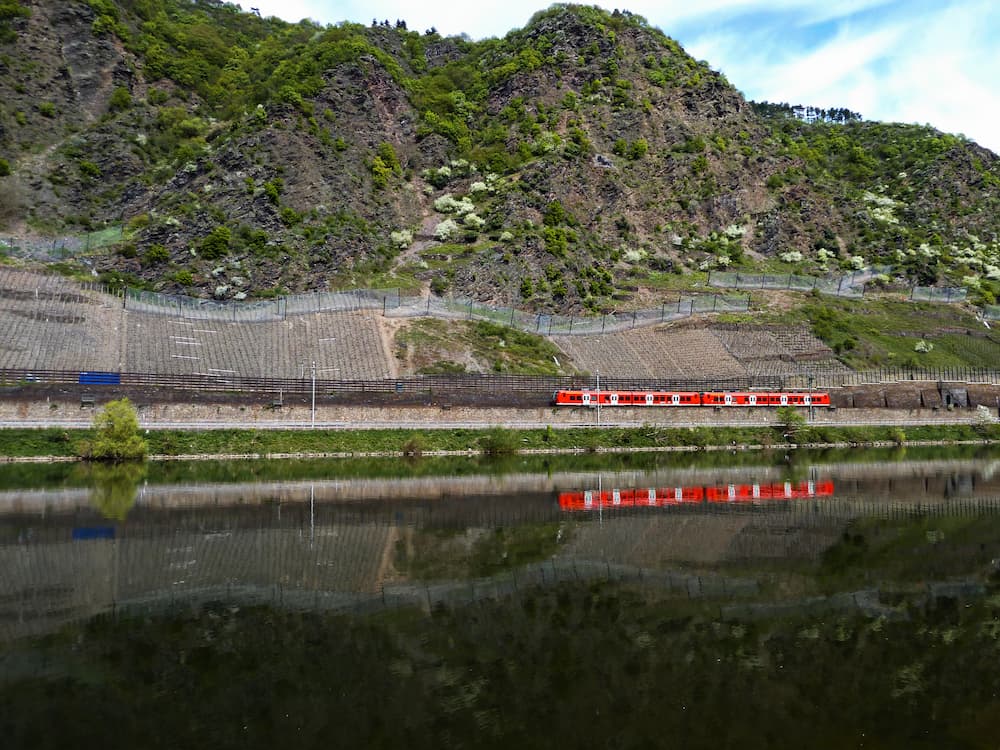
[81,461,147,520]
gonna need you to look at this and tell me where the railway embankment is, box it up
[0,396,996,431]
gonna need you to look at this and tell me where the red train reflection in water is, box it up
[559,480,834,511]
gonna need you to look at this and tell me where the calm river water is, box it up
[2,447,1000,748]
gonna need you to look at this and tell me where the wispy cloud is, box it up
[242,0,1000,152]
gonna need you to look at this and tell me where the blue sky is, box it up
[243,1,1000,154]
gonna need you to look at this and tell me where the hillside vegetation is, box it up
[0,0,998,313]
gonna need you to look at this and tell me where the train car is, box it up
[552,389,830,407]
[552,389,701,406]
[700,391,831,407]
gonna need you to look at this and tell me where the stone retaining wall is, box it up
[0,399,994,428]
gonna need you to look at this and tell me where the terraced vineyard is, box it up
[0,267,124,371]
[552,326,747,378]
[0,267,900,380]
[123,310,394,380]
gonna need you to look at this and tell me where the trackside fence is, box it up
[5,367,1000,399]
[122,286,750,335]
[709,266,969,306]
[709,270,868,298]
[0,228,126,261]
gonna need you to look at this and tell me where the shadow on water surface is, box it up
[3,449,1000,747]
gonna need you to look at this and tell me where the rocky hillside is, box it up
[1,0,998,311]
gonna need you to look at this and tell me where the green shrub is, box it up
[78,398,148,462]
[0,157,10,176]
[478,427,517,455]
[108,86,132,112]
[173,269,194,285]
[143,244,170,265]
[79,160,101,179]
[199,225,231,259]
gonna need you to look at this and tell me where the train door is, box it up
[780,394,788,406]
[647,488,657,505]
[609,393,619,405]
[645,393,654,405]
[724,394,733,406]
[747,394,757,406]
[612,489,621,506]
[804,395,812,405]
[582,392,591,406]
[671,394,680,405]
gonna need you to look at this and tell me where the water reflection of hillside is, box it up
[3,457,1000,642]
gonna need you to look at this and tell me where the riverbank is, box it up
[0,421,998,462]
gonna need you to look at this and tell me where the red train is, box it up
[552,390,831,407]
[559,480,834,511]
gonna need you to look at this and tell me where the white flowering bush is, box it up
[914,340,933,353]
[779,250,803,263]
[468,181,488,196]
[462,212,485,230]
[850,255,866,270]
[723,224,746,239]
[390,229,413,249]
[863,189,902,224]
[623,248,647,263]
[962,275,982,290]
[499,230,514,242]
[433,194,475,215]
[422,165,452,188]
[434,218,460,241]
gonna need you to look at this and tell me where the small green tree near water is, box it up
[776,405,809,443]
[78,398,148,462]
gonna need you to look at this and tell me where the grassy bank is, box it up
[1,422,999,459]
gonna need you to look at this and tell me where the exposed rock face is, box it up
[0,1,997,311]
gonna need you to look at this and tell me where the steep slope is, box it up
[0,1,997,311]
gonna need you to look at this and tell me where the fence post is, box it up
[661,302,665,322]
[632,311,637,329]
[601,315,606,333]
